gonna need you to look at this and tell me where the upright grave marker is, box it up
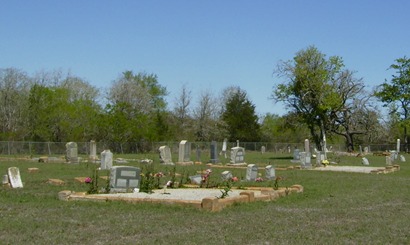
[209,141,219,164]
[100,149,113,170]
[159,146,174,165]
[110,166,141,193]
[66,142,79,164]
[230,146,245,165]
[89,140,97,161]
[178,140,192,164]
[220,138,227,158]
[246,164,258,181]
[265,165,275,180]
[8,167,23,188]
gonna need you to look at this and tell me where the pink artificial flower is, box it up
[231,176,239,182]
[84,177,92,183]
[256,177,264,182]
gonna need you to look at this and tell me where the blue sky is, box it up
[1,1,409,116]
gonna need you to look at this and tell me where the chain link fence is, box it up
[0,141,402,156]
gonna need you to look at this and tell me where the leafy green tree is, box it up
[0,68,31,140]
[260,113,310,143]
[221,86,260,142]
[272,46,374,152]
[374,56,410,152]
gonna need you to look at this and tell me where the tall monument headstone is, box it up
[65,142,79,164]
[209,141,219,164]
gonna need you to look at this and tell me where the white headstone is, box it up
[362,157,369,166]
[261,146,266,154]
[221,138,227,158]
[100,149,113,170]
[397,139,400,153]
[400,155,406,162]
[386,155,392,166]
[189,174,202,185]
[246,164,258,181]
[221,170,233,181]
[178,140,191,163]
[65,142,79,163]
[89,140,97,161]
[8,167,23,188]
[230,147,245,165]
[265,165,275,180]
[304,139,310,153]
[159,146,174,165]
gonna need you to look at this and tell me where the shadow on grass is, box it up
[268,156,293,160]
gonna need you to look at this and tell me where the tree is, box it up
[0,68,31,140]
[193,90,220,141]
[272,46,373,152]
[374,56,410,152]
[221,86,260,142]
[171,84,194,139]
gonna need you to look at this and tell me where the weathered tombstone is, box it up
[189,174,202,185]
[209,141,219,164]
[265,165,275,180]
[316,151,326,167]
[178,140,192,164]
[230,146,245,165]
[362,157,369,166]
[304,139,310,153]
[386,155,392,166]
[89,140,97,161]
[364,147,369,155]
[293,149,300,161]
[246,164,258,181]
[261,146,266,154]
[159,146,174,165]
[397,139,400,153]
[300,151,307,167]
[220,138,227,158]
[359,145,363,155]
[300,151,312,169]
[8,167,23,188]
[400,155,406,162]
[100,149,113,170]
[2,174,9,185]
[221,170,233,181]
[65,142,79,163]
[390,150,398,161]
[109,166,141,193]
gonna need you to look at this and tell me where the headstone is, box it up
[293,149,300,161]
[364,147,369,154]
[65,142,79,163]
[359,145,363,155]
[246,164,258,181]
[316,151,326,167]
[2,174,9,185]
[230,146,245,165]
[300,151,312,169]
[109,166,141,193]
[400,155,406,162]
[390,150,398,161]
[8,167,23,188]
[89,140,97,161]
[209,141,219,164]
[159,146,174,165]
[261,146,266,154]
[178,140,191,163]
[362,157,369,166]
[265,165,275,180]
[100,149,113,170]
[189,174,202,185]
[236,140,240,147]
[221,170,233,181]
[397,139,400,153]
[304,139,310,153]
[386,155,392,166]
[220,138,228,158]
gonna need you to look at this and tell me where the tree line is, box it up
[1,46,409,152]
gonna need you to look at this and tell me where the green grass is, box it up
[0,152,409,244]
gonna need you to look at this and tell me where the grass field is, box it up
[0,152,409,244]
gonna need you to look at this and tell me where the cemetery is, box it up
[0,139,409,244]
